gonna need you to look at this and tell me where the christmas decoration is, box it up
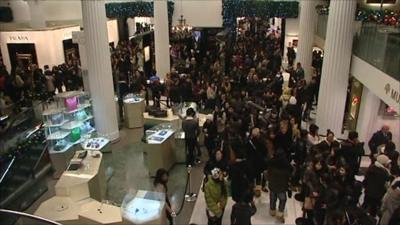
[105,1,175,21]
[222,0,299,30]
[316,4,400,27]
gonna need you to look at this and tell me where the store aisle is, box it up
[190,185,303,225]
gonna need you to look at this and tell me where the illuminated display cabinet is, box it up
[42,91,96,177]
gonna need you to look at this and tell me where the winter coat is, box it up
[364,162,391,199]
[204,176,227,217]
[231,202,257,225]
[380,179,400,225]
[267,156,291,193]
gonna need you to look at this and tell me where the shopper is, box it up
[182,108,200,166]
[204,168,228,225]
[203,114,218,157]
[380,178,400,225]
[368,125,392,161]
[267,149,291,223]
[231,190,257,225]
[154,168,175,225]
[339,131,364,176]
[363,154,392,217]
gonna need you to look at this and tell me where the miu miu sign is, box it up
[384,83,400,104]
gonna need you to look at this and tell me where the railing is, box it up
[0,157,15,185]
[0,209,61,225]
[353,23,400,81]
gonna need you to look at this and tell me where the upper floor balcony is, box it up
[315,15,400,81]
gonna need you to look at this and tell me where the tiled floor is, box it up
[26,128,207,225]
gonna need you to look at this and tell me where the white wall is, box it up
[107,19,119,45]
[0,26,81,71]
[0,0,82,22]
[357,86,400,153]
[172,0,223,28]
[351,55,400,112]
[283,18,299,63]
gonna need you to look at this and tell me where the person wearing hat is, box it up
[363,154,392,217]
[204,168,228,225]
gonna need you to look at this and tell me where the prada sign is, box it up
[8,35,29,42]
[384,83,400,104]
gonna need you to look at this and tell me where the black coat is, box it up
[363,164,390,199]
[368,130,391,154]
[267,156,291,193]
[231,202,257,225]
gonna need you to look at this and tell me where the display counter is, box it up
[79,200,124,225]
[124,94,145,129]
[35,196,90,225]
[122,190,167,225]
[144,108,181,131]
[144,124,176,176]
[55,150,106,202]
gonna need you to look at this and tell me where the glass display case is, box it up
[42,91,96,153]
[144,122,174,142]
[121,190,166,225]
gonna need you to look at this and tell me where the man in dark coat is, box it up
[368,125,391,161]
[339,131,364,176]
[363,154,392,217]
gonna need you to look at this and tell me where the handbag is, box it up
[65,96,78,111]
[75,110,87,121]
[50,113,64,125]
[70,127,81,142]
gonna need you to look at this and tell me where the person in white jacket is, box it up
[380,177,400,225]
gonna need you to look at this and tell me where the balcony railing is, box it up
[315,15,400,81]
[353,23,400,81]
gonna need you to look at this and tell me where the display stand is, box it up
[55,150,106,202]
[79,200,124,225]
[82,137,111,153]
[144,108,181,131]
[42,91,96,178]
[124,94,145,129]
[122,190,167,225]
[145,124,176,176]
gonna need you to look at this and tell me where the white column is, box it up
[81,0,119,141]
[154,0,171,79]
[296,0,316,81]
[316,0,357,136]
[72,31,90,93]
[27,0,46,29]
[356,87,380,154]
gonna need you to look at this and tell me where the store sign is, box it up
[8,35,29,42]
[384,83,400,104]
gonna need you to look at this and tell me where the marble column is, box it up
[81,0,119,141]
[154,0,171,79]
[316,0,357,136]
[296,0,316,81]
[27,0,46,29]
[72,31,90,93]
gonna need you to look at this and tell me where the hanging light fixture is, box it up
[172,0,192,33]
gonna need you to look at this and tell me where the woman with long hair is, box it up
[154,168,175,225]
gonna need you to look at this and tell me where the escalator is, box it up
[0,106,52,225]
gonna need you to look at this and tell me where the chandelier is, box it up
[172,0,192,33]
[172,14,192,32]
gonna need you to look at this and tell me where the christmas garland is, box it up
[105,1,175,21]
[222,0,299,30]
[316,4,400,26]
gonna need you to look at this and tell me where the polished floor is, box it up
[26,128,207,225]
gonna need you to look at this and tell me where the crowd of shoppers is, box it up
[151,20,399,225]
